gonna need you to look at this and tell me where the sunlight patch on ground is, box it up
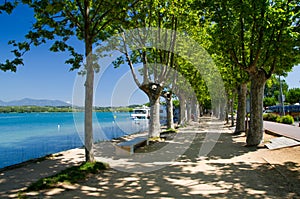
[164,176,233,196]
[44,188,65,196]
[146,185,161,194]
[180,162,217,174]
[245,188,266,195]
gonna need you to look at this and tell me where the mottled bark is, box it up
[247,73,267,146]
[84,3,94,162]
[84,45,95,162]
[149,97,161,137]
[84,62,95,162]
[140,83,162,138]
[166,93,174,129]
[234,83,247,134]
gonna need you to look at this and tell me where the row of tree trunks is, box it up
[233,73,267,146]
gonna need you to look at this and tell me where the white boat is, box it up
[131,106,150,120]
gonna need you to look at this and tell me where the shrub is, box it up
[263,113,294,124]
[276,116,282,123]
[280,115,294,124]
[263,113,280,122]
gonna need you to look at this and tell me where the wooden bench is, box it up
[115,136,148,156]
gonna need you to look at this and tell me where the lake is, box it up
[0,112,148,169]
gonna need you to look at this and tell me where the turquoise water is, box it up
[0,112,148,169]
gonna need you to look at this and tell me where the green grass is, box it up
[25,161,108,192]
[161,128,178,134]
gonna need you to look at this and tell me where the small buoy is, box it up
[57,125,60,131]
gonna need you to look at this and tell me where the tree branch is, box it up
[239,1,246,66]
[120,32,141,88]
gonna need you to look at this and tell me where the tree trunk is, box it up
[186,100,192,123]
[83,1,95,162]
[234,82,247,134]
[193,101,199,123]
[216,103,221,119]
[179,95,186,125]
[225,97,229,124]
[140,83,162,138]
[247,73,267,146]
[230,95,234,127]
[84,45,95,162]
[149,96,161,137]
[166,93,174,129]
[217,102,225,120]
[199,104,203,117]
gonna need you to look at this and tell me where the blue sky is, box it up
[0,5,299,106]
[0,5,148,106]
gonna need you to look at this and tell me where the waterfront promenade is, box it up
[0,118,299,198]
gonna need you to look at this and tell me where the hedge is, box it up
[263,113,294,125]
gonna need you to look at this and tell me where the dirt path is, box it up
[1,117,299,198]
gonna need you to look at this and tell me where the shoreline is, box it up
[0,129,149,172]
[0,147,84,173]
[0,111,148,169]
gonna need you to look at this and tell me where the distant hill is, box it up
[0,98,71,107]
[0,100,6,106]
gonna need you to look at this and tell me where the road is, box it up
[264,121,300,141]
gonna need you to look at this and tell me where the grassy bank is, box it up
[19,161,108,196]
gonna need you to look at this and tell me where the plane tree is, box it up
[114,32,178,138]
[108,0,195,138]
[0,0,139,162]
[198,0,300,146]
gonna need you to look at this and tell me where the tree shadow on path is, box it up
[23,120,299,198]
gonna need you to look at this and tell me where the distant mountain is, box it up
[0,98,71,107]
[0,100,6,106]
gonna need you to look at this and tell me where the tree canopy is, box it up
[1,0,299,150]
